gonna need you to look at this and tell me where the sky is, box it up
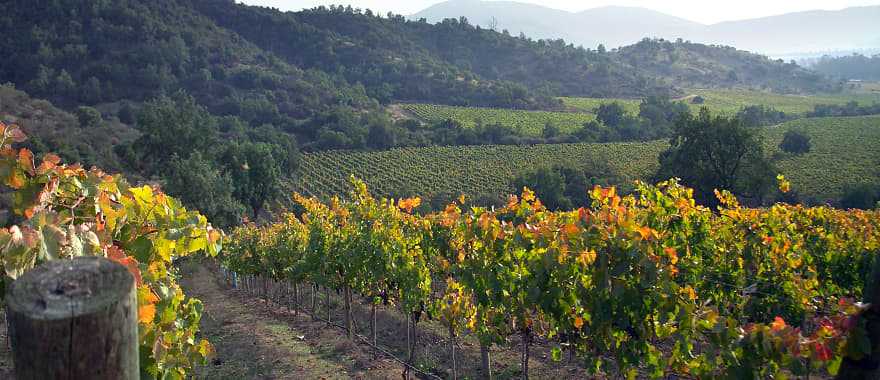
[239,0,880,24]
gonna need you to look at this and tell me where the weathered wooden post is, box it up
[6,257,139,380]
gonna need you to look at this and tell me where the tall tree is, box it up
[220,142,282,218]
[128,91,218,175]
[657,108,775,206]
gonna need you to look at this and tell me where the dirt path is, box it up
[179,261,401,379]
[0,261,592,379]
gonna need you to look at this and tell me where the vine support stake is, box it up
[480,341,493,380]
[325,287,331,325]
[6,257,138,380]
[344,286,353,339]
[371,302,378,359]
[449,325,458,380]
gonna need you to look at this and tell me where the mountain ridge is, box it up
[411,1,880,55]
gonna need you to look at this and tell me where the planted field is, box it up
[685,89,880,115]
[293,141,665,200]
[294,115,880,203]
[765,115,880,201]
[561,89,880,116]
[557,97,641,114]
[399,103,596,135]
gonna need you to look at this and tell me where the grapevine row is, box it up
[223,176,880,378]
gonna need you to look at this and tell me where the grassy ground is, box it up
[293,115,880,204]
[180,261,402,379]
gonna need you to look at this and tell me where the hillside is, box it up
[616,39,836,93]
[293,115,880,205]
[190,0,668,100]
[412,1,880,56]
[0,0,840,120]
[0,84,136,172]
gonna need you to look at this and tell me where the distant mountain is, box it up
[706,7,880,56]
[411,0,880,56]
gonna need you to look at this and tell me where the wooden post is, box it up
[344,286,353,339]
[480,342,493,380]
[371,302,377,359]
[6,257,138,380]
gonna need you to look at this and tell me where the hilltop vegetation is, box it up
[617,39,838,93]
[811,53,880,81]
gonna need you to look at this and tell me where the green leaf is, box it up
[827,356,843,376]
[551,346,562,362]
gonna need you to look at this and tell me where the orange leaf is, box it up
[574,316,584,329]
[107,245,142,285]
[771,316,786,332]
[138,304,156,324]
[637,226,655,241]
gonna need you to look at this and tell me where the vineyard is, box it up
[561,89,880,116]
[557,97,641,115]
[399,104,597,135]
[766,115,880,200]
[293,115,880,203]
[222,177,880,378]
[293,141,665,201]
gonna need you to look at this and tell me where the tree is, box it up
[840,184,879,210]
[512,166,570,210]
[164,153,246,228]
[81,77,102,104]
[128,91,218,174]
[512,162,619,210]
[541,122,560,139]
[117,102,137,125]
[596,102,627,128]
[657,108,776,206]
[54,69,75,98]
[737,105,787,127]
[220,142,282,218]
[779,129,811,155]
[74,106,102,128]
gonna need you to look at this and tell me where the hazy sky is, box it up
[239,0,880,24]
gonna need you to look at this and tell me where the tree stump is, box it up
[6,257,138,380]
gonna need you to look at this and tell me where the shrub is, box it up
[840,183,880,210]
[779,129,811,154]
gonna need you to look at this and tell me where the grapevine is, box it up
[225,176,879,378]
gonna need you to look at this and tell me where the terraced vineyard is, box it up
[399,103,596,135]
[294,115,880,203]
